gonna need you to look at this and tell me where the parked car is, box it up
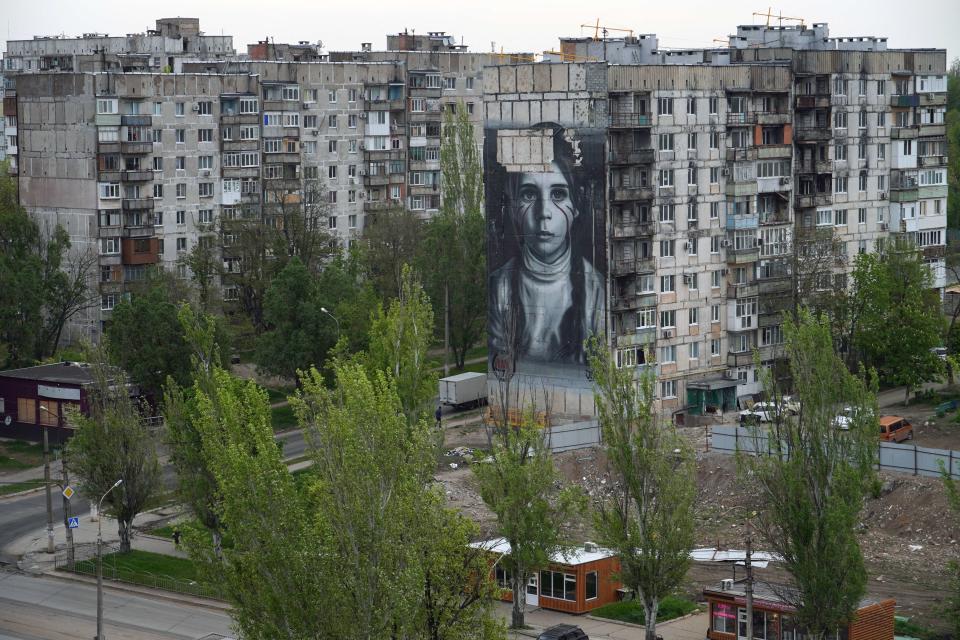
[931,347,948,361]
[878,415,914,442]
[739,401,797,424]
[537,625,589,640]
[834,405,876,430]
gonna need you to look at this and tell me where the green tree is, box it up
[359,205,423,302]
[739,310,878,637]
[315,250,378,355]
[941,458,960,637]
[946,58,959,228]
[162,306,229,556]
[106,281,193,399]
[0,162,95,366]
[850,238,944,402]
[69,354,162,553]
[473,407,582,629]
[419,103,487,371]
[179,231,220,313]
[255,257,334,384]
[367,265,436,420]
[586,338,696,640]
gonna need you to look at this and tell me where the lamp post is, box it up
[320,306,341,340]
[96,478,123,640]
[38,404,56,554]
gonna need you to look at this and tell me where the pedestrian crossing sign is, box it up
[67,516,79,529]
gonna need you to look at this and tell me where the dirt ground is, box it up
[436,413,957,629]
[887,400,960,451]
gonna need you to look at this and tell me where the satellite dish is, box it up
[3,416,11,426]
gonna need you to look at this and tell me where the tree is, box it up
[419,103,487,371]
[739,310,878,637]
[254,257,334,384]
[359,205,424,302]
[106,280,193,399]
[366,265,436,420]
[850,238,944,402]
[473,406,582,629]
[162,306,228,556]
[315,250,378,355]
[946,58,959,228]
[941,457,960,637]
[179,231,220,314]
[69,354,162,553]
[0,162,95,366]
[586,338,696,640]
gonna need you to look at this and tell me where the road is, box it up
[0,430,308,556]
[0,569,232,639]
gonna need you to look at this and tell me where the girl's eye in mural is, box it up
[550,187,569,202]
[519,186,539,202]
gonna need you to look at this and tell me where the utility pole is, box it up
[444,283,450,376]
[43,425,54,554]
[97,479,123,640]
[61,449,75,565]
[745,520,755,640]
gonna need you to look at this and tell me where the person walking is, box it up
[435,405,443,429]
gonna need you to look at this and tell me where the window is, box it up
[495,566,512,590]
[539,570,576,602]
[687,97,696,115]
[638,307,656,328]
[834,176,848,193]
[174,156,186,171]
[98,183,120,199]
[175,102,185,116]
[712,603,736,634]
[585,572,598,600]
[176,210,186,225]
[659,346,676,364]
[711,270,722,288]
[858,207,867,225]
[282,85,300,101]
[689,307,699,326]
[661,380,677,398]
[688,132,697,152]
[97,98,118,114]
[835,143,847,161]
[152,184,163,199]
[197,101,212,115]
[196,129,212,143]
[175,129,185,144]
[199,156,213,170]
[176,237,187,252]
[659,240,675,258]
[877,80,886,96]
[688,168,697,186]
[100,237,120,255]
[659,204,675,222]
[657,97,673,116]
[710,201,720,218]
[284,113,300,128]
[328,216,338,230]
[222,126,233,141]
[709,131,720,149]
[687,239,697,257]
[661,275,675,292]
[833,111,847,129]
[858,111,867,129]
[711,236,721,253]
[689,342,700,360]
[240,126,259,141]
[835,209,847,226]
[709,97,719,114]
[264,112,281,126]
[658,169,674,187]
[198,209,213,224]
[710,167,720,184]
[176,184,187,199]
[858,173,867,192]
[327,191,338,204]
[240,98,258,113]
[466,77,475,90]
[348,114,358,128]
[658,133,674,152]
[660,310,676,329]
[329,139,339,154]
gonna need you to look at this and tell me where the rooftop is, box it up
[471,538,616,566]
[705,580,884,611]
[0,362,97,385]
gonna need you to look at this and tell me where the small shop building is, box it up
[471,538,621,614]
[705,580,895,640]
[0,362,100,445]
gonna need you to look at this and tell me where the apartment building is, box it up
[484,23,948,419]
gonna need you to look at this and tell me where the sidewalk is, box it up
[494,602,708,640]
[876,381,949,409]
[0,461,47,485]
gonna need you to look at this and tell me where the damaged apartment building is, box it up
[484,23,947,420]
[4,21,508,344]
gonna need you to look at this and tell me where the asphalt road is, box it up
[0,569,233,639]
[0,429,308,556]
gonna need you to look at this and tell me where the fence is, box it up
[549,420,601,453]
[711,424,960,479]
[54,545,224,601]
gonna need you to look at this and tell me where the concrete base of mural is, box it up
[548,419,601,452]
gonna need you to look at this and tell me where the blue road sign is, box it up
[67,516,79,529]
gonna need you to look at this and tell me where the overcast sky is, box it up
[3,0,958,63]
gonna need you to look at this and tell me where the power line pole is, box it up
[444,282,450,377]
[61,449,75,565]
[745,520,755,640]
[43,425,54,554]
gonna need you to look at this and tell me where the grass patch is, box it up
[0,440,45,470]
[265,387,294,404]
[74,549,199,583]
[591,596,698,625]
[0,479,46,496]
[271,403,298,431]
[895,617,937,640]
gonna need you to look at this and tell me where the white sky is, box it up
[3,0,958,64]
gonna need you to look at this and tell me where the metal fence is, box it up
[549,420,601,453]
[711,424,960,479]
[54,545,224,600]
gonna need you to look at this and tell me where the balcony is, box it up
[890,94,920,108]
[121,237,159,266]
[98,170,122,183]
[122,170,153,182]
[890,126,918,140]
[918,123,946,137]
[889,188,918,203]
[121,198,155,211]
[794,128,831,143]
[727,248,759,264]
[122,225,155,238]
[366,98,406,111]
[612,221,655,239]
[363,200,396,213]
[919,155,947,168]
[223,139,260,152]
[726,112,754,126]
[725,148,756,162]
[120,141,153,155]
[758,276,791,296]
[795,95,830,109]
[612,258,655,276]
[609,148,655,165]
[757,112,791,125]
[726,181,758,198]
[613,296,641,312]
[795,193,832,209]
[364,149,404,161]
[261,99,286,112]
[611,185,654,202]
[728,214,759,230]
[757,144,792,159]
[727,351,756,368]
[609,112,652,128]
[220,113,260,125]
[364,174,389,187]
[919,93,947,107]
[814,160,834,174]
[923,245,946,260]
[615,327,656,348]
[727,282,759,299]
[121,115,152,126]
[757,176,792,193]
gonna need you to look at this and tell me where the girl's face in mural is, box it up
[516,161,576,264]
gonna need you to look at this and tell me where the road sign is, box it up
[62,486,75,500]
[67,516,79,529]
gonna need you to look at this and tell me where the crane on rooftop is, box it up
[752,8,806,29]
[580,20,635,41]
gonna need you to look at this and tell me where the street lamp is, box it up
[96,478,123,640]
[320,306,341,340]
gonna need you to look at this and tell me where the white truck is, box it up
[438,372,488,409]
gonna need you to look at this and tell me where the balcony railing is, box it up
[609,148,655,164]
[121,198,155,211]
[609,112,652,128]
[120,141,153,154]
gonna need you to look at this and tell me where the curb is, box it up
[43,567,231,612]
[0,485,47,500]
[585,608,704,630]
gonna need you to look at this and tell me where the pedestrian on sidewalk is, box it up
[435,405,443,429]
[172,528,181,548]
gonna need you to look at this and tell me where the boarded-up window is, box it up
[18,398,36,423]
[39,400,59,426]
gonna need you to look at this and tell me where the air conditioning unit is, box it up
[200,169,210,177]
[311,129,320,136]
[359,142,366,150]
[720,268,729,276]
[191,104,200,112]
[879,191,887,200]
[302,103,310,109]
[358,169,366,176]
[779,177,790,185]
[359,113,368,119]
[721,239,732,247]
[682,242,691,251]
[662,329,673,339]
[720,578,734,590]
[880,222,889,231]
[682,273,693,283]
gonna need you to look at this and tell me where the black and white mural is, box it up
[486,122,607,384]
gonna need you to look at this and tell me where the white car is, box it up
[834,405,875,430]
[739,402,784,423]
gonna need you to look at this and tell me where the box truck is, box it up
[438,372,487,409]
